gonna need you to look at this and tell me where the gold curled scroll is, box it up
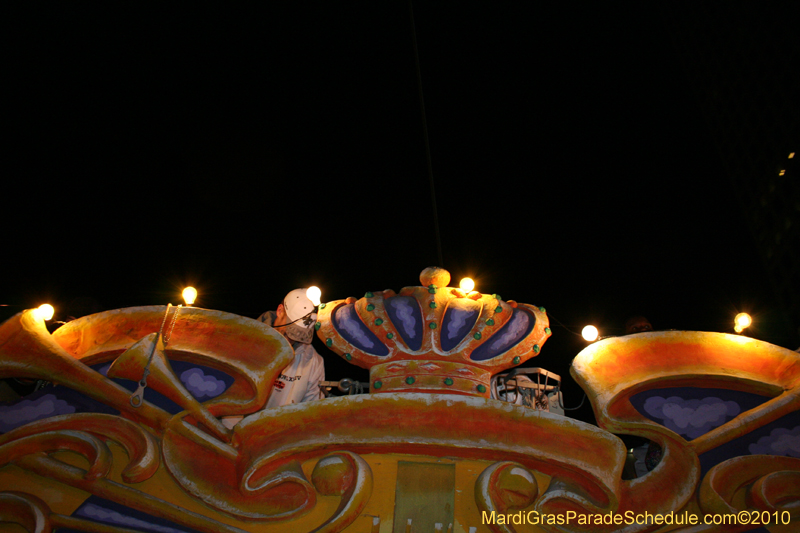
[0,309,169,432]
[572,331,800,530]
[159,392,625,520]
[51,306,295,422]
[475,461,539,533]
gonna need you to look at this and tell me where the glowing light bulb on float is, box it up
[582,325,599,342]
[459,277,475,294]
[734,313,752,334]
[182,287,197,306]
[33,304,54,321]
[306,286,322,307]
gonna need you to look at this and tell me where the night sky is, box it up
[5,3,798,423]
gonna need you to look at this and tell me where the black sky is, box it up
[4,3,797,422]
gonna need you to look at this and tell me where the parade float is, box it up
[1,267,799,533]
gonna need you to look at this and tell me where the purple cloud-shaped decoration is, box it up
[78,504,190,533]
[179,368,226,399]
[388,297,418,339]
[471,308,533,361]
[0,394,76,433]
[749,426,800,457]
[643,396,741,439]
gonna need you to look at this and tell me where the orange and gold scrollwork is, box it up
[309,452,374,533]
[161,415,316,521]
[0,309,170,432]
[0,413,159,483]
[0,430,113,481]
[157,392,623,521]
[0,492,53,533]
[51,306,296,425]
[475,461,539,533]
[1,415,247,533]
[0,491,148,533]
[695,455,800,532]
[107,332,232,442]
[572,331,800,531]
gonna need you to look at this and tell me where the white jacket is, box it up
[264,342,325,408]
[220,313,325,429]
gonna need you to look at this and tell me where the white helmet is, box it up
[281,288,317,344]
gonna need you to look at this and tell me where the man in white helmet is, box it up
[221,289,324,429]
[256,288,325,408]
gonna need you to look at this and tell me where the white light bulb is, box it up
[459,277,475,293]
[306,286,322,307]
[35,304,55,321]
[182,287,197,306]
[734,313,751,331]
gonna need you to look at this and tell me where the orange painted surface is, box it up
[1,272,800,532]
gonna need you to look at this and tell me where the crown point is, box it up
[365,291,374,298]
[539,306,546,313]
[420,266,451,288]
[345,297,357,304]
[545,327,552,335]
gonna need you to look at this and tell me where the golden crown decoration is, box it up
[315,266,551,397]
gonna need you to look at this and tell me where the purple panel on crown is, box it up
[470,308,534,361]
[332,303,389,356]
[441,298,481,352]
[385,296,423,351]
